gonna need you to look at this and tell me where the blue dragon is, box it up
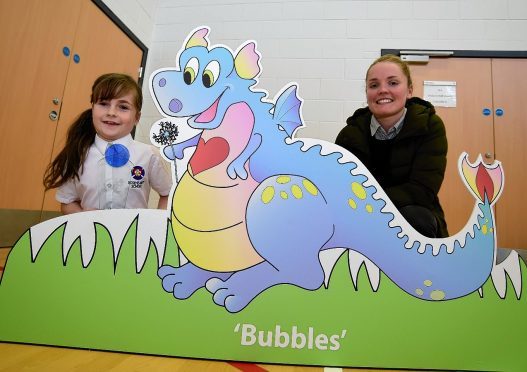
[150,27,504,313]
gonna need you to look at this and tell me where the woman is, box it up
[336,55,448,238]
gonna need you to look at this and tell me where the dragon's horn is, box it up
[185,27,209,49]
[234,42,261,80]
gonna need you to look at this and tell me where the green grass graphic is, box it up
[0,222,525,371]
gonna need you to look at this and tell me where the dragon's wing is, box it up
[272,84,303,137]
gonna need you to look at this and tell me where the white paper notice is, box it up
[423,81,456,107]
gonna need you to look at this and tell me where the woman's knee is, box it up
[399,205,438,238]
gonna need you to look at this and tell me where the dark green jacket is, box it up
[336,97,449,237]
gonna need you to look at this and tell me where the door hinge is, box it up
[138,66,143,79]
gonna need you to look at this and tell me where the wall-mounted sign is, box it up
[424,80,457,107]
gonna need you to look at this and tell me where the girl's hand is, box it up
[61,201,85,215]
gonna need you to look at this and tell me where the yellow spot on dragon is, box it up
[424,280,432,287]
[365,204,373,213]
[351,182,367,200]
[482,225,488,235]
[291,184,303,199]
[277,176,291,184]
[415,288,424,296]
[262,186,275,204]
[430,290,446,301]
[280,191,288,199]
[303,179,318,196]
[348,198,357,209]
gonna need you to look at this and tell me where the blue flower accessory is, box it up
[105,143,130,167]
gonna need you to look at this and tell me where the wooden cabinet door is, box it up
[0,0,144,246]
[0,0,82,245]
[410,57,526,250]
[409,58,495,236]
[491,58,527,250]
[42,0,144,211]
[0,1,81,211]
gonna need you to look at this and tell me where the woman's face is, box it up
[366,61,413,126]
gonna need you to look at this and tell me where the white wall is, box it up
[101,0,158,47]
[108,0,527,144]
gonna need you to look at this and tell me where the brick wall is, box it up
[106,0,527,143]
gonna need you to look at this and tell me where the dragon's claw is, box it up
[205,277,224,293]
[158,263,231,300]
[206,278,254,313]
[158,264,177,279]
[227,162,248,180]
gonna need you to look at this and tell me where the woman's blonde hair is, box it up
[366,54,413,89]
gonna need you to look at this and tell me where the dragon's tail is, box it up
[459,152,504,206]
[357,153,506,301]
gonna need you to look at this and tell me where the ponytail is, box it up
[44,73,141,191]
[43,109,95,190]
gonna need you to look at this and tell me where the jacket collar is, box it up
[349,97,434,140]
[94,134,133,155]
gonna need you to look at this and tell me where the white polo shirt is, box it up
[56,134,172,210]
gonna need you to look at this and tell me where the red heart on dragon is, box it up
[189,137,230,175]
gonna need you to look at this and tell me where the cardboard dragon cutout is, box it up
[0,27,525,371]
[151,27,505,311]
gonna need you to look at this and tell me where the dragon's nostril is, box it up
[169,99,183,113]
[159,78,166,87]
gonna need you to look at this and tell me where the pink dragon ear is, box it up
[185,27,209,49]
[234,42,261,79]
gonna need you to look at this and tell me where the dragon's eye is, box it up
[202,60,219,88]
[183,58,199,85]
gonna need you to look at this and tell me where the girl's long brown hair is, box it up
[43,73,142,190]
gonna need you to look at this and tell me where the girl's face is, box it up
[366,61,412,127]
[92,92,140,142]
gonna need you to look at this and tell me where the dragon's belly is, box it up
[171,171,263,272]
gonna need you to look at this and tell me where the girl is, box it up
[44,73,172,214]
